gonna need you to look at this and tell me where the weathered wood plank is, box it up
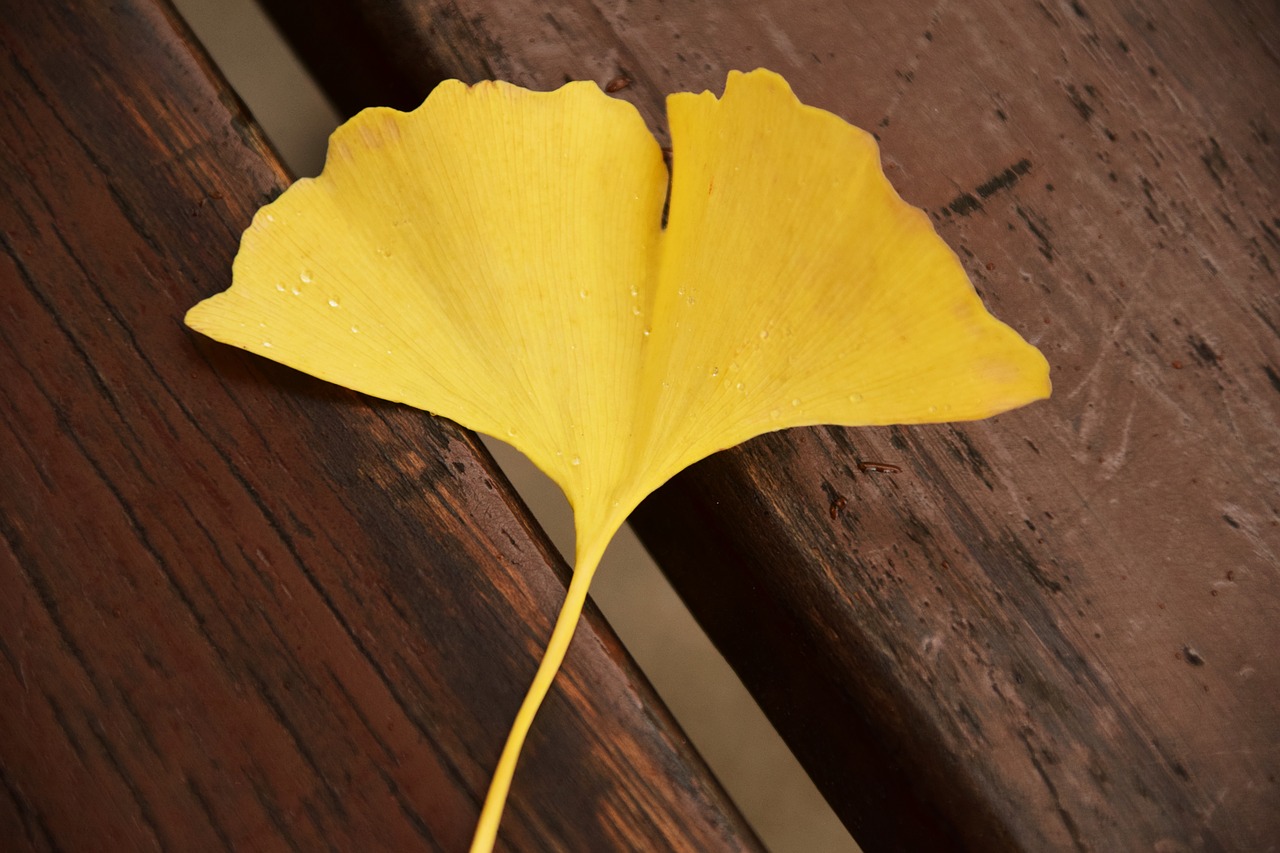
[0,2,765,850]
[257,0,1280,849]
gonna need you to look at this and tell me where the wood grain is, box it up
[257,0,1280,849]
[0,2,765,850]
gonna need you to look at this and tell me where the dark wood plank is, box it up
[0,2,766,850]
[256,0,1280,849]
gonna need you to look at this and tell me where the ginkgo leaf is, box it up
[187,68,1050,851]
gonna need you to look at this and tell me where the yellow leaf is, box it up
[187,69,1050,851]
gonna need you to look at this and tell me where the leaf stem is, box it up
[469,540,607,853]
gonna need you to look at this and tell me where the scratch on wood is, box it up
[977,159,1033,199]
[1262,365,1280,395]
[1099,400,1136,479]
[1200,138,1229,188]
[1064,83,1095,121]
[947,193,983,216]
[1186,335,1220,367]
[943,160,1033,217]
[1015,205,1055,260]
[1181,646,1205,666]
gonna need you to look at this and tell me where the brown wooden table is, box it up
[4,0,1278,850]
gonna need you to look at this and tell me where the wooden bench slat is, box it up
[255,0,1280,849]
[0,2,765,849]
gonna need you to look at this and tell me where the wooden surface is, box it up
[0,2,766,850]
[256,0,1280,849]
